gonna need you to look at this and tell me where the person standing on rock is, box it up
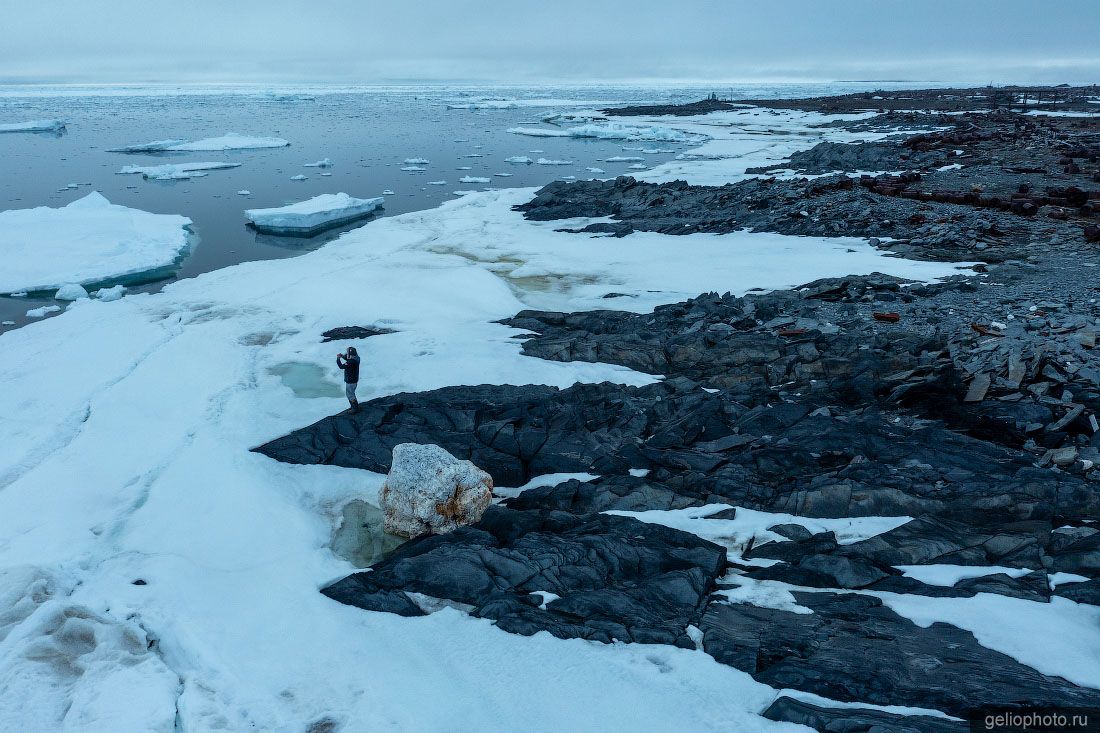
[336,346,361,413]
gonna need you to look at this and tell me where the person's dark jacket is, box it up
[339,354,360,383]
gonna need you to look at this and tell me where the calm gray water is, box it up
[0,82,931,332]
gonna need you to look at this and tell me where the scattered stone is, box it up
[379,443,493,538]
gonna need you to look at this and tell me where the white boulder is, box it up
[380,443,493,538]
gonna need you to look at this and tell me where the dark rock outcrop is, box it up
[702,593,1100,716]
[324,506,726,647]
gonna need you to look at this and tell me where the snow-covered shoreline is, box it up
[0,102,1046,731]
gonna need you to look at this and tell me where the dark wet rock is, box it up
[321,325,396,342]
[255,378,739,488]
[747,141,945,176]
[1050,532,1100,576]
[762,695,967,733]
[603,96,738,117]
[515,174,1089,262]
[701,592,1100,716]
[1053,579,1100,604]
[323,506,726,647]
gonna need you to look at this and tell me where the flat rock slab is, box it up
[323,506,727,647]
[701,591,1100,717]
[762,695,967,733]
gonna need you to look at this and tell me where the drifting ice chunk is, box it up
[95,285,125,302]
[244,192,384,235]
[108,133,289,153]
[303,158,333,168]
[290,174,307,181]
[26,305,61,317]
[0,119,66,133]
[0,192,191,293]
[604,156,644,162]
[401,166,426,172]
[505,156,533,164]
[54,284,89,301]
[586,167,606,174]
[382,189,395,195]
[458,176,490,184]
[509,122,706,143]
[403,158,430,165]
[427,180,447,185]
[117,161,240,180]
[237,190,251,195]
[536,158,573,165]
[628,163,647,170]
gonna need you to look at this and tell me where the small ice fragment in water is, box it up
[95,285,125,302]
[27,305,61,317]
[290,174,308,181]
[0,119,66,133]
[55,283,89,301]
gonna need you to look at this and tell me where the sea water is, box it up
[0,82,928,332]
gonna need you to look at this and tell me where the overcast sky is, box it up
[3,0,1098,85]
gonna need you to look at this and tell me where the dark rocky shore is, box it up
[256,87,1100,730]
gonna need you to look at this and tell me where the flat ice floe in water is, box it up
[107,133,290,152]
[244,193,384,235]
[508,121,708,143]
[0,192,191,293]
[0,119,66,133]
[117,161,241,180]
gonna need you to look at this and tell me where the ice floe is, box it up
[54,283,89,301]
[403,158,430,165]
[303,158,333,168]
[535,158,573,165]
[244,192,383,235]
[108,133,289,153]
[459,176,490,184]
[117,161,240,180]
[0,192,191,293]
[25,305,60,318]
[509,121,708,143]
[505,156,533,163]
[0,119,66,133]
